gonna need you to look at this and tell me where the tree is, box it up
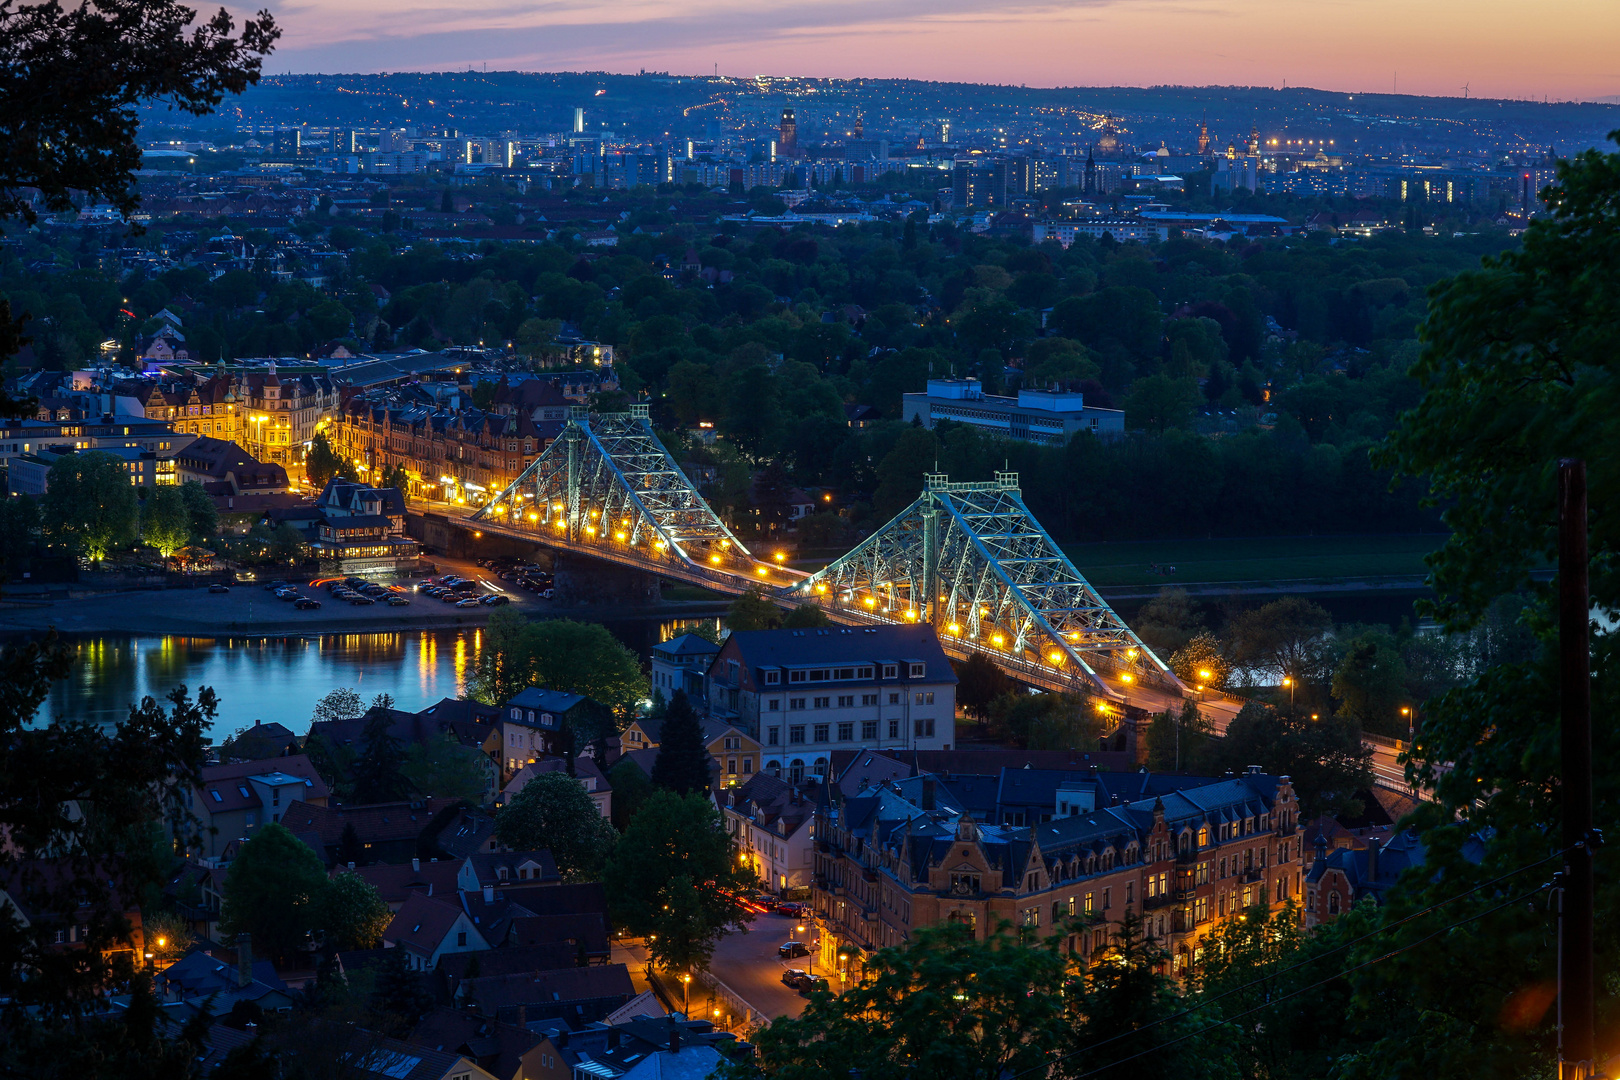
[178,479,218,539]
[1145,699,1214,773]
[39,450,138,560]
[467,614,646,746]
[1132,586,1203,657]
[311,687,364,724]
[220,822,328,965]
[725,585,782,631]
[270,520,305,564]
[0,493,39,579]
[648,690,710,796]
[1067,911,1197,1079]
[1210,702,1373,817]
[1332,627,1410,733]
[741,923,1070,1080]
[987,690,1099,750]
[304,431,346,490]
[1168,630,1230,690]
[1123,373,1201,434]
[0,637,214,1017]
[140,483,191,558]
[603,791,752,967]
[954,652,1014,723]
[607,756,654,831]
[493,770,617,882]
[369,947,433,1038]
[465,607,532,706]
[319,872,391,951]
[1223,596,1334,688]
[401,733,488,803]
[351,708,414,804]
[780,603,831,629]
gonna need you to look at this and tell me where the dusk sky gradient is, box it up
[258,0,1620,102]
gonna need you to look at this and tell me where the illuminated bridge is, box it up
[464,406,1189,712]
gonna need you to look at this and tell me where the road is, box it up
[709,910,817,1023]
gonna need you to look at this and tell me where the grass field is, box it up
[1061,534,1448,589]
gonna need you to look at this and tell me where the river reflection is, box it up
[42,614,723,740]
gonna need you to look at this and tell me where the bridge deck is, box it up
[449,513,1228,721]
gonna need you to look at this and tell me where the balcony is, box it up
[1143,893,1175,911]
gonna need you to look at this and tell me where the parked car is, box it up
[455,597,483,608]
[275,588,300,601]
[386,595,411,606]
[479,594,510,606]
[778,941,811,959]
[261,580,287,592]
[348,596,375,606]
[293,597,322,610]
[208,583,231,594]
[781,969,819,991]
[777,901,808,917]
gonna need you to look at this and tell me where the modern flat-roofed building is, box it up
[705,624,958,783]
[902,378,1124,446]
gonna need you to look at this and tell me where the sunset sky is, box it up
[260,0,1620,102]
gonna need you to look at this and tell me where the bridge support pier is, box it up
[550,554,660,608]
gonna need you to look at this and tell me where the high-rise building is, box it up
[573,107,585,134]
[273,128,301,158]
[779,109,797,157]
[1248,123,1260,156]
[854,111,864,139]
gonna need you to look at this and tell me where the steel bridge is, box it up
[464,407,1186,710]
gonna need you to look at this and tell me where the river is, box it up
[42,615,724,740]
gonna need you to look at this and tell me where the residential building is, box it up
[310,699,501,806]
[238,362,340,475]
[498,688,595,777]
[174,436,289,494]
[203,1019,499,1080]
[458,964,637,1026]
[902,379,1124,445]
[721,772,821,894]
[156,948,296,1015]
[384,891,492,971]
[0,860,145,963]
[501,756,612,820]
[184,754,331,860]
[811,766,1303,983]
[0,416,192,485]
[127,369,245,444]
[527,1015,739,1080]
[705,719,762,790]
[8,442,179,494]
[279,796,463,867]
[649,633,721,705]
[306,476,421,574]
[1304,830,1437,927]
[706,624,958,781]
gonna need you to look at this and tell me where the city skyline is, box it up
[258,0,1620,103]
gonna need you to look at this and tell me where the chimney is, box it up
[518,1004,527,1029]
[669,1025,681,1054]
[556,1030,569,1049]
[412,856,420,871]
[921,778,936,811]
[1366,837,1382,881]
[482,884,495,904]
[607,1028,621,1050]
[235,932,252,989]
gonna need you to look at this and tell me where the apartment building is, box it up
[811,763,1303,983]
[704,625,957,783]
[902,378,1124,446]
[720,771,820,894]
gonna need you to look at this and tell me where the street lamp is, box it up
[1401,705,1413,745]
[680,972,691,1015]
[1281,676,1294,705]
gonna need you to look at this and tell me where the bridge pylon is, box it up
[794,471,1182,701]
[469,405,755,573]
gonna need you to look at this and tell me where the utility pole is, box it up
[1558,459,1595,1080]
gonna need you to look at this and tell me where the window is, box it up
[888,719,900,739]
[457,931,468,947]
[743,758,753,774]
[789,698,806,710]
[882,663,898,679]
[767,727,779,745]
[837,695,854,708]
[237,785,250,798]
[862,720,878,740]
[1126,882,1134,904]
[728,759,737,775]
[862,693,878,706]
[789,725,806,744]
[837,722,854,741]
[913,718,935,738]
[888,692,901,705]
[813,723,830,742]
[1328,892,1340,915]
[209,789,222,803]
[813,696,830,709]
[789,670,806,683]
[909,662,926,678]
[765,670,780,684]
[767,698,780,711]
[1102,887,1111,910]
[914,692,935,705]
[1084,892,1094,913]
[245,812,256,827]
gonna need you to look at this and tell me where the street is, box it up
[709,910,816,1023]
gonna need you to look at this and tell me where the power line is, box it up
[1008,849,1568,1080]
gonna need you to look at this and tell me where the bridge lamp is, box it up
[815,583,828,594]
[553,503,564,511]
[528,512,539,522]
[904,609,917,620]
[991,634,1006,648]
[710,554,722,565]
[863,596,876,608]
[615,531,627,541]
[585,526,597,536]
[1048,651,1064,665]
[947,623,961,634]
[1121,673,1134,683]
[1198,669,1212,681]
[756,566,769,576]
[1127,648,1138,659]
[721,539,731,549]
[773,552,786,562]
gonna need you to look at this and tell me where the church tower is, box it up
[1198,111,1210,156]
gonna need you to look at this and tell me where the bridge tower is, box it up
[795,471,1180,701]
